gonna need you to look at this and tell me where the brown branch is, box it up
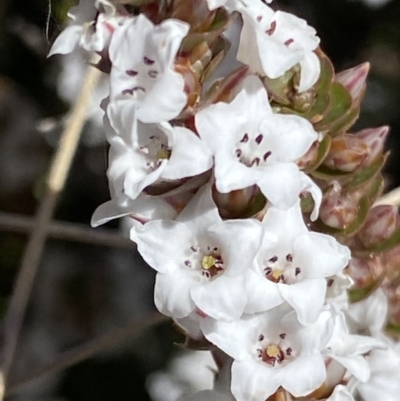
[0,63,102,399]
[6,313,169,396]
[0,211,135,249]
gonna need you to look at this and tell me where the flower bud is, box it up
[212,185,262,219]
[319,182,358,229]
[323,135,369,172]
[358,205,399,248]
[335,62,370,103]
[354,126,389,166]
[297,140,318,170]
[347,255,383,288]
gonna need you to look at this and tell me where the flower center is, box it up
[257,332,294,367]
[139,135,171,170]
[184,245,224,278]
[234,132,273,168]
[263,254,302,284]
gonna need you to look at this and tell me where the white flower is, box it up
[236,2,320,91]
[201,306,334,401]
[346,288,388,336]
[355,340,400,401]
[246,202,351,325]
[109,14,189,123]
[325,312,384,383]
[195,76,321,213]
[206,0,272,12]
[48,0,124,56]
[325,272,354,312]
[105,100,212,200]
[130,185,263,321]
[326,385,355,401]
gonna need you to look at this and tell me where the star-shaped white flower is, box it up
[201,306,334,401]
[246,201,351,325]
[109,14,189,123]
[196,76,321,214]
[234,2,320,92]
[48,0,125,56]
[206,0,272,12]
[105,100,212,201]
[130,185,263,321]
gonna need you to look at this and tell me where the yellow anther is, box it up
[271,269,284,280]
[157,147,171,160]
[266,345,281,358]
[202,255,217,270]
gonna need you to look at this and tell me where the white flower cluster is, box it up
[50,1,400,400]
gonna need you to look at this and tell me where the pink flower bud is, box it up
[323,135,369,172]
[347,256,383,288]
[297,141,318,170]
[319,183,358,229]
[358,205,399,247]
[354,126,389,166]
[335,62,370,102]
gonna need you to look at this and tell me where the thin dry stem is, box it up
[375,186,400,207]
[0,211,134,249]
[0,62,101,398]
[6,313,168,395]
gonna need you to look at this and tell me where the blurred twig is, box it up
[0,62,102,399]
[375,186,400,207]
[0,211,135,249]
[6,313,169,395]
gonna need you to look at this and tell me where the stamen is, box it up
[148,70,159,78]
[190,246,199,252]
[139,146,149,154]
[184,260,192,268]
[126,70,138,76]
[122,89,134,96]
[143,56,155,65]
[295,267,301,276]
[286,347,292,356]
[257,349,263,358]
[258,334,265,341]
[327,278,334,287]
[264,267,272,276]
[255,134,263,144]
[286,254,293,262]
[284,38,294,46]
[266,20,277,36]
[240,133,249,143]
[251,157,260,167]
[256,15,263,22]
[269,256,278,263]
[279,333,286,339]
[263,151,272,162]
[235,149,242,158]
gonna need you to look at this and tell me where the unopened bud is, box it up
[323,135,368,172]
[319,182,358,229]
[297,141,318,170]
[347,256,383,288]
[335,62,370,103]
[359,205,399,248]
[212,185,262,219]
[354,126,389,166]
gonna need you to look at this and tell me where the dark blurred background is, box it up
[0,0,399,400]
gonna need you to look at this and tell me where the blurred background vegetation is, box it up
[0,0,399,400]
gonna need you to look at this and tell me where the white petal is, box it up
[244,270,283,313]
[298,51,321,92]
[231,360,280,401]
[200,316,258,361]
[258,163,304,209]
[208,219,263,276]
[161,125,213,180]
[293,233,351,279]
[281,354,326,396]
[131,220,194,273]
[155,270,197,318]
[278,279,326,325]
[300,173,322,221]
[48,25,83,56]
[326,385,355,401]
[90,196,176,227]
[330,354,370,383]
[191,275,247,322]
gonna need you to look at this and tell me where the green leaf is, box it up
[304,135,332,173]
[348,276,384,303]
[314,82,352,131]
